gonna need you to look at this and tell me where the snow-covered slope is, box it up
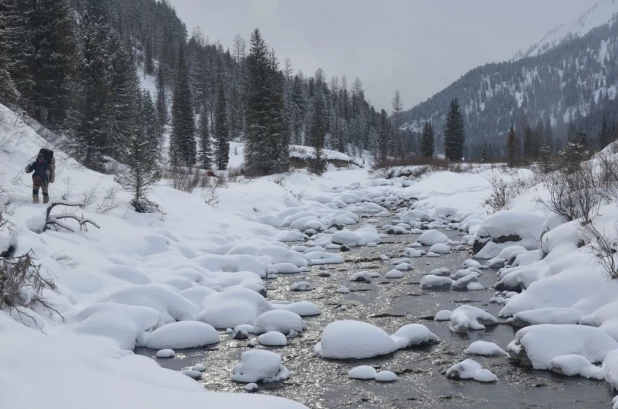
[513,0,618,60]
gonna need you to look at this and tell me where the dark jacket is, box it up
[26,160,49,181]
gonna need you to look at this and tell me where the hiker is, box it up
[25,153,51,204]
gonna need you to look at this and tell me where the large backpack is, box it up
[39,148,55,183]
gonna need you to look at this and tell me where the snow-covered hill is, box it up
[513,0,618,60]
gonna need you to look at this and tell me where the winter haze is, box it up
[167,0,590,110]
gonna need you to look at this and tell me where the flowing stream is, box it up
[136,212,614,408]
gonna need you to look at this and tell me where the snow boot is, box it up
[43,195,49,204]
[32,195,39,204]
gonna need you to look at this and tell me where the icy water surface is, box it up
[136,216,614,408]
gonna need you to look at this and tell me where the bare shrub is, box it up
[538,162,601,224]
[79,186,98,209]
[44,202,100,232]
[61,177,75,201]
[51,252,78,268]
[0,250,62,327]
[95,187,119,214]
[581,222,618,279]
[484,176,512,213]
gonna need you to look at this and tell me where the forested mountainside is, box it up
[0,0,395,178]
[402,2,618,159]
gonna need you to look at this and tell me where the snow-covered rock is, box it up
[465,341,506,356]
[375,371,398,382]
[507,325,618,369]
[434,310,452,321]
[231,350,290,383]
[197,288,271,329]
[252,310,304,335]
[348,365,377,380]
[142,322,220,349]
[549,354,605,379]
[446,359,498,382]
[390,324,439,348]
[257,331,288,347]
[314,321,398,359]
[512,308,584,328]
[385,269,404,279]
[420,275,453,290]
[417,230,449,246]
[155,349,176,358]
[450,305,498,332]
[289,281,313,291]
[429,243,451,254]
[349,271,373,283]
[274,301,321,317]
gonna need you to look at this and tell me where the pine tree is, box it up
[156,66,167,126]
[115,91,161,212]
[244,29,288,175]
[170,46,196,167]
[600,116,611,150]
[144,38,155,76]
[377,109,390,165]
[444,98,465,161]
[480,140,489,163]
[142,90,161,156]
[197,108,213,169]
[0,29,16,104]
[421,121,434,158]
[523,123,534,160]
[307,74,327,175]
[30,0,77,124]
[214,76,229,170]
[392,90,404,158]
[506,125,519,167]
[539,144,552,173]
[67,14,114,171]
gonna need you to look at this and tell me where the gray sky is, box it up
[167,0,592,111]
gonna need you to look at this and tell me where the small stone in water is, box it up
[340,245,351,252]
[155,349,175,358]
[245,383,259,392]
[318,272,331,277]
[192,363,206,372]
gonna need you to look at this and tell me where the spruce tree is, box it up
[142,90,161,156]
[30,0,77,124]
[0,30,16,104]
[170,46,196,167]
[377,109,390,164]
[506,125,519,167]
[523,123,534,159]
[444,98,465,161]
[144,39,155,76]
[480,141,489,163]
[391,90,404,158]
[214,77,229,170]
[600,116,611,150]
[197,108,213,169]
[244,29,289,175]
[307,78,327,175]
[156,66,167,125]
[421,121,434,158]
[115,91,161,212]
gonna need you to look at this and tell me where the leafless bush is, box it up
[0,250,62,327]
[538,162,601,224]
[164,167,220,193]
[95,187,119,214]
[581,222,618,279]
[61,177,75,201]
[484,176,513,213]
[44,202,100,232]
[79,186,98,209]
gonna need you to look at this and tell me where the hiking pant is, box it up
[33,176,48,203]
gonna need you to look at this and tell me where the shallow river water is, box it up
[136,214,614,409]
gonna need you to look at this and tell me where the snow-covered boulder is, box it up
[473,210,545,255]
[512,308,584,328]
[549,354,605,379]
[289,281,313,291]
[604,350,618,390]
[450,305,498,332]
[390,324,439,348]
[450,274,478,291]
[427,267,450,276]
[155,349,175,358]
[197,288,270,329]
[314,321,398,359]
[417,230,449,246]
[420,275,453,290]
[446,359,498,382]
[257,331,288,347]
[385,269,404,279]
[399,210,432,224]
[252,310,303,335]
[348,365,377,380]
[375,371,398,382]
[507,325,618,369]
[465,341,506,356]
[349,271,373,283]
[429,243,451,254]
[231,350,290,383]
[274,301,321,317]
[434,310,452,321]
[142,321,220,349]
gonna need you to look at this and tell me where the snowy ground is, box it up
[2,102,618,408]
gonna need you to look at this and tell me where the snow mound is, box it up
[512,308,584,328]
[390,324,439,348]
[142,322,220,349]
[289,281,313,291]
[450,305,498,332]
[156,349,176,358]
[197,288,271,329]
[417,230,449,246]
[465,341,506,356]
[429,243,451,254]
[257,331,288,347]
[314,320,398,359]
[446,359,498,382]
[275,301,321,316]
[604,350,618,390]
[507,325,618,369]
[420,275,453,290]
[434,310,452,321]
[231,350,290,383]
[349,271,373,282]
[252,310,304,335]
[348,365,377,380]
[549,354,605,380]
[385,269,404,279]
[375,371,398,382]
[427,267,450,276]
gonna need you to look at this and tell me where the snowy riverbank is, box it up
[1,103,618,407]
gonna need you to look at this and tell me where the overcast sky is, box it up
[167,0,592,111]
